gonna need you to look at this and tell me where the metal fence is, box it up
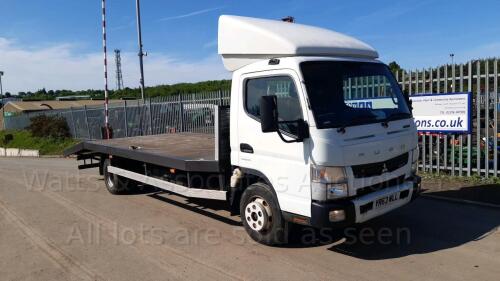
[395,58,500,177]
[4,90,231,140]
[5,58,500,177]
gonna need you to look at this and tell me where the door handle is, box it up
[240,143,254,154]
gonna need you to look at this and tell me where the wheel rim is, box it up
[245,197,272,232]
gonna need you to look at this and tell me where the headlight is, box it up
[311,165,348,201]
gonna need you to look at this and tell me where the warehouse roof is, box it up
[3,100,124,112]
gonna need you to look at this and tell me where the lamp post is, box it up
[449,54,455,90]
[136,0,146,101]
[0,71,4,97]
[101,0,110,139]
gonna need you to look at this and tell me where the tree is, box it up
[388,61,403,74]
[37,88,47,95]
[16,79,233,101]
[5,92,11,98]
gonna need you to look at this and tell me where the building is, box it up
[56,95,91,101]
[0,97,21,107]
[0,100,123,130]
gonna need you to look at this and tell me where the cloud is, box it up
[380,41,500,70]
[458,42,500,63]
[0,37,229,94]
[158,6,224,21]
[352,0,433,25]
[203,39,218,49]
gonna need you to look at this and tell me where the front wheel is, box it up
[240,182,289,245]
[102,159,136,194]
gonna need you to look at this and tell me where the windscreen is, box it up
[300,61,411,129]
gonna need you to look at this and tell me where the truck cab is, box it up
[220,15,421,243]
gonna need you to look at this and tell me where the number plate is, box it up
[374,192,400,209]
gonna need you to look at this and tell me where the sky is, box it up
[0,0,499,94]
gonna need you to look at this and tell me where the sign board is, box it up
[409,92,472,133]
[346,97,396,109]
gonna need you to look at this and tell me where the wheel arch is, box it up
[238,167,281,209]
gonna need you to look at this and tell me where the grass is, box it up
[0,130,79,155]
[419,171,500,185]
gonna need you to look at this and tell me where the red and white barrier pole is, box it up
[101,0,110,139]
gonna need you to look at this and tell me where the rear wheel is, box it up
[102,159,136,194]
[240,182,289,245]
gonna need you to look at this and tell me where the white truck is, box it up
[66,15,421,245]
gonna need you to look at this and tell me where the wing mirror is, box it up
[260,95,278,133]
[259,95,309,143]
[403,90,413,112]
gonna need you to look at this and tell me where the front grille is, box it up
[356,175,406,197]
[351,153,409,178]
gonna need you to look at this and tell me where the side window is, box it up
[245,76,303,135]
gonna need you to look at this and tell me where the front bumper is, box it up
[308,176,421,228]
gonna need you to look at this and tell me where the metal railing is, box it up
[5,58,500,178]
[395,58,500,177]
[4,90,231,140]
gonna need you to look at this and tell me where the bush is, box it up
[0,130,78,155]
[3,134,13,145]
[27,115,71,139]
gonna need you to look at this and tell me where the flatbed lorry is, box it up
[65,15,421,245]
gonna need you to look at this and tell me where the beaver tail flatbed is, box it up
[64,106,231,201]
[64,133,221,172]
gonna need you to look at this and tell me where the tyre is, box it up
[102,159,136,194]
[240,182,289,245]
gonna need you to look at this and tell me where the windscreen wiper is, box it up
[337,115,376,133]
[385,112,411,122]
[381,112,412,127]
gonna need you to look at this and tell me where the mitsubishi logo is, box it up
[382,163,389,173]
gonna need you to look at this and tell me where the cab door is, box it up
[235,69,311,217]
